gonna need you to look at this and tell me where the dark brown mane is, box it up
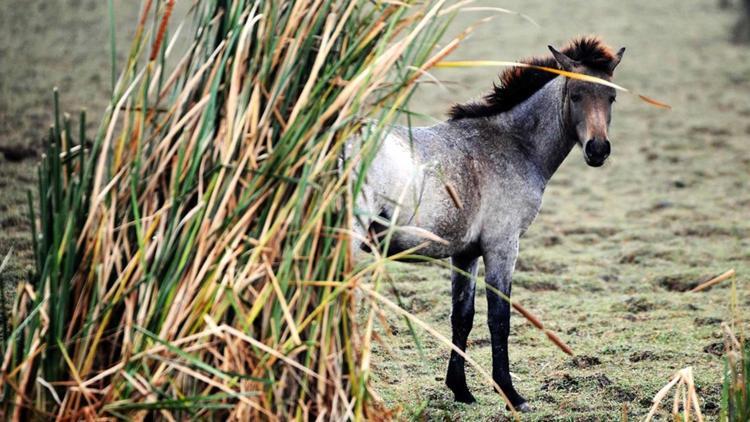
[449,36,618,120]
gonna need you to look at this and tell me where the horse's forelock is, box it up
[561,36,618,74]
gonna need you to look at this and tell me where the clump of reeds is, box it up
[0,1,456,419]
[644,366,705,422]
[721,323,749,421]
[720,273,749,421]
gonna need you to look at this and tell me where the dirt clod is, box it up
[623,297,654,313]
[629,350,657,362]
[541,374,579,392]
[470,338,490,348]
[651,200,674,210]
[588,374,612,388]
[514,256,566,274]
[599,274,618,282]
[704,400,720,415]
[676,224,735,237]
[518,279,559,291]
[694,316,723,326]
[541,373,611,393]
[406,297,434,313]
[703,342,725,356]
[655,274,707,292]
[610,385,636,402]
[542,235,562,246]
[570,355,601,368]
[0,145,37,162]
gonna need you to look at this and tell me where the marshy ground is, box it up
[1,0,749,420]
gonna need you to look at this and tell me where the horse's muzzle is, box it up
[583,139,610,167]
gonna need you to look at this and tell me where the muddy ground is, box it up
[1,0,749,420]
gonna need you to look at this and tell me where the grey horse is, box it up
[348,37,625,412]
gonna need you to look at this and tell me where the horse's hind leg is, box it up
[445,254,479,403]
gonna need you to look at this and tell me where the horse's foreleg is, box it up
[445,254,479,403]
[483,238,531,412]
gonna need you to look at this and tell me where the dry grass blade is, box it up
[481,282,574,357]
[0,247,12,274]
[511,301,574,356]
[454,7,540,27]
[435,60,672,109]
[689,268,736,293]
[444,182,464,209]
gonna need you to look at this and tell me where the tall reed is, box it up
[0,1,454,419]
[721,275,749,421]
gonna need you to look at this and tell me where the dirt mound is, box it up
[703,342,725,356]
[541,373,612,392]
[569,355,601,368]
[0,145,37,162]
[655,271,735,292]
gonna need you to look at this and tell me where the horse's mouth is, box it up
[584,155,607,167]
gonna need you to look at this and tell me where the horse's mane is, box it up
[449,36,618,120]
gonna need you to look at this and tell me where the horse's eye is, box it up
[570,94,582,103]
[609,96,616,103]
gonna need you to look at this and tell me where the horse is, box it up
[347,36,625,412]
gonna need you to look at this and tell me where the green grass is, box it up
[369,261,738,420]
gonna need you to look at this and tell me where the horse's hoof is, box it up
[515,402,532,413]
[506,401,532,413]
[453,391,477,404]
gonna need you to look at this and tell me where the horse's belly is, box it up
[380,201,479,259]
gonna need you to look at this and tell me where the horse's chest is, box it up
[487,183,544,236]
[517,198,542,234]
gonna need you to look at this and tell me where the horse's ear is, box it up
[548,45,579,71]
[609,47,626,72]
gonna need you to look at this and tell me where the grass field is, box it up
[1,0,749,420]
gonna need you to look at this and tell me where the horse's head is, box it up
[549,44,625,167]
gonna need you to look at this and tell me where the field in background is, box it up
[1,0,749,420]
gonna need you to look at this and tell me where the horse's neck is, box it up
[491,77,576,181]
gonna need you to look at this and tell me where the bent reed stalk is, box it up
[0,1,455,419]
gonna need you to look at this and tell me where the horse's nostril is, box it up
[585,139,610,159]
[584,140,596,156]
[584,140,611,164]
